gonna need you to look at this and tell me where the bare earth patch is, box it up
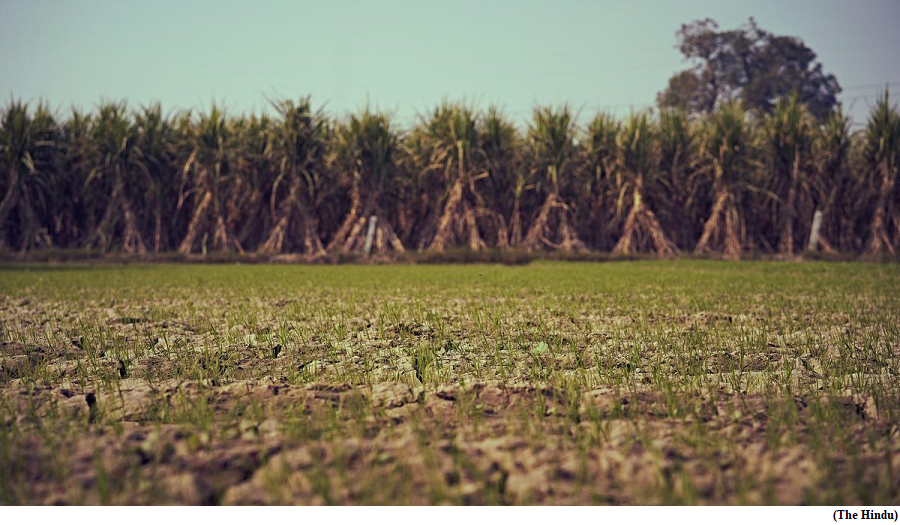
[0,262,898,504]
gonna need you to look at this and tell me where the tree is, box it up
[658,18,841,120]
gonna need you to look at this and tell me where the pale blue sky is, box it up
[2,0,898,127]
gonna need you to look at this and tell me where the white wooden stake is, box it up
[363,215,378,256]
[807,209,823,252]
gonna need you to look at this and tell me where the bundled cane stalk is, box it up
[522,105,586,252]
[611,111,678,255]
[863,90,900,254]
[257,97,329,255]
[177,105,244,254]
[694,101,755,259]
[328,107,404,254]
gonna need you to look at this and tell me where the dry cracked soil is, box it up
[0,262,898,504]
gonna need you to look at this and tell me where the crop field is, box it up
[0,261,898,505]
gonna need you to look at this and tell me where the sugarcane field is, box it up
[1,0,899,512]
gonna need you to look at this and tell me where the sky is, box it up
[1,0,898,128]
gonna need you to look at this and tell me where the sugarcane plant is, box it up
[766,93,815,256]
[581,112,620,250]
[55,109,93,247]
[479,106,521,248]
[811,107,853,253]
[521,105,585,251]
[132,104,177,252]
[863,90,900,254]
[694,101,755,259]
[83,102,149,253]
[229,113,273,250]
[656,108,699,250]
[421,102,501,251]
[0,95,897,257]
[392,126,430,246]
[178,104,243,253]
[611,111,678,255]
[257,97,329,255]
[0,100,59,252]
[328,107,404,254]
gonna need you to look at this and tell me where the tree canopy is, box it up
[658,18,841,120]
